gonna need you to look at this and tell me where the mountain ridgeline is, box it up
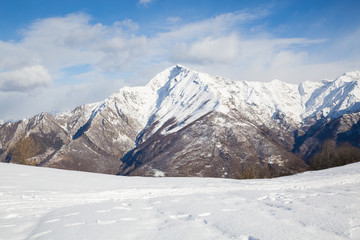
[1,65,360,178]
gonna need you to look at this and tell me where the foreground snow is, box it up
[0,163,359,240]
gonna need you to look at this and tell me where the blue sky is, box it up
[0,0,360,121]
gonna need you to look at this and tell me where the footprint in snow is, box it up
[170,198,184,202]
[169,214,192,220]
[257,196,268,201]
[119,218,137,221]
[239,235,259,240]
[142,206,153,210]
[4,213,19,219]
[64,222,86,227]
[64,212,80,217]
[0,224,16,228]
[96,220,117,225]
[198,213,211,217]
[112,206,131,211]
[45,219,61,223]
[29,230,52,239]
[221,209,238,212]
[96,209,111,213]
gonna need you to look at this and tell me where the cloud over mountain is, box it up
[0,65,51,92]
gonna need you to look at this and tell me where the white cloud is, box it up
[170,34,240,64]
[146,8,359,83]
[166,17,182,24]
[0,13,148,78]
[153,11,266,43]
[0,65,51,92]
[146,11,333,82]
[95,36,148,71]
[114,19,140,32]
[138,0,152,6]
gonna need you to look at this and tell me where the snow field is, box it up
[0,162,360,240]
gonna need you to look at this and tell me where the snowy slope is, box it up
[0,162,359,240]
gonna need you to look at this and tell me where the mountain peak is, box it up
[335,71,360,83]
[173,64,189,71]
[148,64,196,90]
[270,79,286,85]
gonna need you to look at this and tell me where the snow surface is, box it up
[0,163,360,240]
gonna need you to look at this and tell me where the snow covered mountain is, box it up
[1,65,359,177]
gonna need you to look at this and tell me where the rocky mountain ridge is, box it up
[1,65,359,178]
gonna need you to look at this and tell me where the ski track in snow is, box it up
[0,163,360,240]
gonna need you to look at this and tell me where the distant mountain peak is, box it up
[148,64,194,90]
[336,70,360,82]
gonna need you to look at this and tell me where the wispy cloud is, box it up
[170,34,241,64]
[21,13,147,72]
[138,0,153,6]
[0,13,148,92]
[0,65,51,92]
[146,10,336,82]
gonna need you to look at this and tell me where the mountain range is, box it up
[1,65,359,178]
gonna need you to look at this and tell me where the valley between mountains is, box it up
[1,65,360,178]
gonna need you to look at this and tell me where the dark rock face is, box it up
[119,111,307,178]
[0,66,359,178]
[294,113,360,162]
